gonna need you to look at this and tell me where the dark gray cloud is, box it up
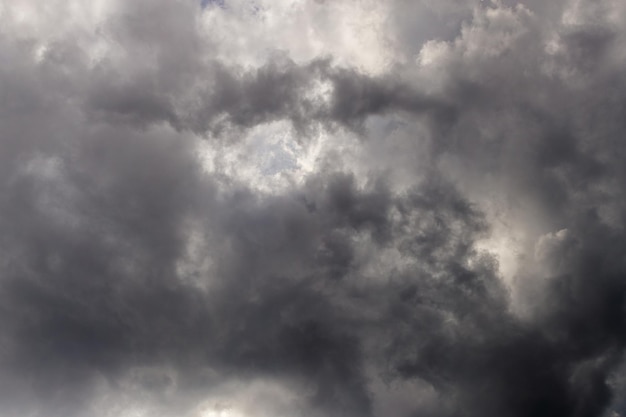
[2,0,626,416]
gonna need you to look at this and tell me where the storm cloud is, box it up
[1,0,626,416]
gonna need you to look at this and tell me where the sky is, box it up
[1,0,626,416]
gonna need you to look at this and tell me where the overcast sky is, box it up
[2,0,626,416]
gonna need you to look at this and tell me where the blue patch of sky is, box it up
[249,132,299,176]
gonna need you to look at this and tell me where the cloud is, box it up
[2,0,626,416]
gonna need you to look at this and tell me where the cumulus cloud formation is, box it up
[1,0,626,416]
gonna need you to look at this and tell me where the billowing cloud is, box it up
[1,0,626,416]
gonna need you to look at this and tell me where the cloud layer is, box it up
[2,0,626,416]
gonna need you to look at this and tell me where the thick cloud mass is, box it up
[2,0,626,416]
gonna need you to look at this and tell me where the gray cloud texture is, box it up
[1,0,626,416]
